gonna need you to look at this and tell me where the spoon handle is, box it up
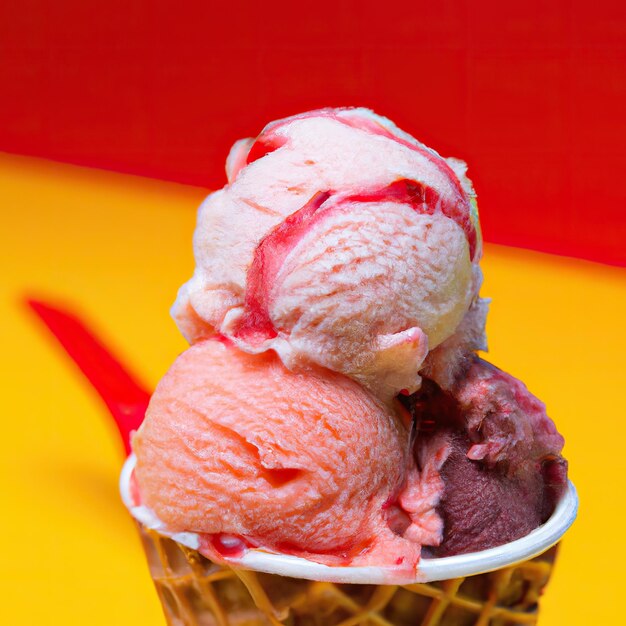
[26,298,151,455]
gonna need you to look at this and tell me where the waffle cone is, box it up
[136,522,558,626]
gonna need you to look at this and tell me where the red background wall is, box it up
[1,1,625,265]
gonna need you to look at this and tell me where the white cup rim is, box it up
[120,454,577,584]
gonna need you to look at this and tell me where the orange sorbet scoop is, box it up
[132,340,444,570]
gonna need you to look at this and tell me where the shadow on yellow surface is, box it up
[2,152,625,624]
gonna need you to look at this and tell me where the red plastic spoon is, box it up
[26,298,151,455]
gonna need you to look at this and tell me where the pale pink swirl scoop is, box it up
[172,108,486,400]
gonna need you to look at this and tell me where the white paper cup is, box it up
[120,454,577,585]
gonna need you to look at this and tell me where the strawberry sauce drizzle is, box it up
[335,112,468,200]
[198,533,252,560]
[232,191,331,344]
[245,135,287,165]
[345,179,476,258]
[199,532,370,568]
[244,108,470,224]
[233,177,476,345]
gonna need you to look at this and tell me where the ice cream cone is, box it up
[118,108,578,626]
[123,457,577,626]
[136,521,558,626]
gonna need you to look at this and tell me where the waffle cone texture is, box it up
[137,523,557,626]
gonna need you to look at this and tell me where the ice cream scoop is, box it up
[132,339,448,572]
[406,357,567,557]
[172,108,484,400]
[123,109,575,622]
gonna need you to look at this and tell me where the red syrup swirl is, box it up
[199,533,253,560]
[233,177,476,347]
[244,110,477,259]
[245,136,287,165]
[232,190,331,345]
[248,108,468,206]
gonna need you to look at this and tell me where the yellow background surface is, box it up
[1,152,625,625]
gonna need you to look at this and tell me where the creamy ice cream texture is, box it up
[172,108,485,400]
[133,340,445,570]
[133,107,567,575]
